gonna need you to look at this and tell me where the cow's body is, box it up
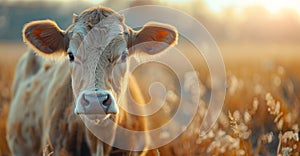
[7,50,91,155]
[7,6,179,156]
[7,50,152,155]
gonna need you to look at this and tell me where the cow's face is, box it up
[22,7,177,121]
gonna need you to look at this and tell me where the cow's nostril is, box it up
[81,94,89,106]
[102,94,112,107]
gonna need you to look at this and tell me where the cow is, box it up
[7,6,178,156]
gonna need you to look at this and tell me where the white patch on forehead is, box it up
[78,15,123,56]
[67,15,123,55]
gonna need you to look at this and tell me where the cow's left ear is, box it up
[129,22,178,55]
[23,20,67,59]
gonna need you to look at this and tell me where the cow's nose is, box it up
[75,90,119,115]
[97,93,112,111]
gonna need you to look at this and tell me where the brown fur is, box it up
[7,50,157,156]
[7,50,92,156]
[8,6,178,156]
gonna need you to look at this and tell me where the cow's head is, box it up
[22,6,177,121]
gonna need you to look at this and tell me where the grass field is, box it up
[0,42,26,156]
[0,41,300,155]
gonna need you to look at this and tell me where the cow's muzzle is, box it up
[74,90,119,115]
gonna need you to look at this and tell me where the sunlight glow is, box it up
[163,0,193,3]
[260,0,300,14]
[204,0,300,15]
[85,0,104,3]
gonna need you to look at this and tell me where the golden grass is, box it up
[0,41,300,155]
[0,42,26,156]
[158,42,300,155]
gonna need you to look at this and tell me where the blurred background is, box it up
[1,0,300,71]
[1,0,300,42]
[1,0,300,155]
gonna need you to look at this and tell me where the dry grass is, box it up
[158,42,300,155]
[0,41,300,155]
[0,42,26,156]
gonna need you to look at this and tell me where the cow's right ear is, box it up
[23,20,67,59]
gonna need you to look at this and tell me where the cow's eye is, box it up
[68,52,75,62]
[121,49,129,62]
[116,49,129,64]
